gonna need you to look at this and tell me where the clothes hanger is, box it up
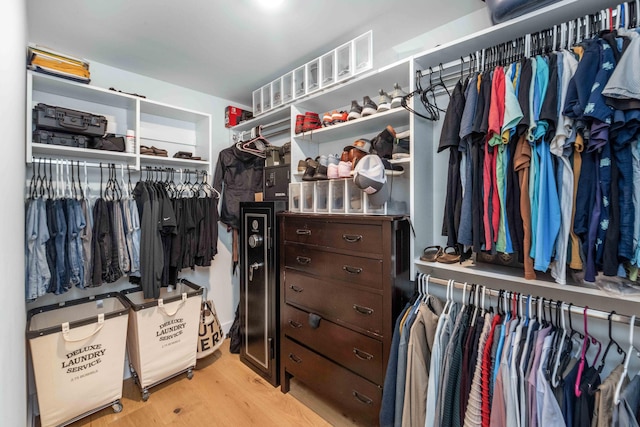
[614,315,637,404]
[597,311,627,373]
[551,302,569,387]
[546,300,564,380]
[575,306,602,397]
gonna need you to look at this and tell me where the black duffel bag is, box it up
[89,134,126,152]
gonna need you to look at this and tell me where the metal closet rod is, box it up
[417,273,640,327]
[31,157,135,170]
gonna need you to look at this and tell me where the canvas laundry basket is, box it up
[120,280,203,401]
[27,293,129,427]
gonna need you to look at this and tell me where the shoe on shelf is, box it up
[322,111,334,126]
[330,110,343,123]
[302,157,318,181]
[348,100,363,121]
[297,159,307,173]
[295,114,305,134]
[327,153,340,166]
[314,156,329,180]
[392,130,410,159]
[377,89,391,112]
[327,163,340,179]
[371,125,396,159]
[338,160,352,178]
[140,145,154,155]
[362,95,378,117]
[390,83,407,109]
[302,112,322,132]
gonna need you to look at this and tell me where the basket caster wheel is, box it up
[141,390,150,402]
[186,369,194,380]
[112,402,123,413]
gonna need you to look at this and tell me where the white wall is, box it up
[1,0,27,425]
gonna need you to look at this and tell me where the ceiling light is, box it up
[255,0,284,10]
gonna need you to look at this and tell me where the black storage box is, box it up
[89,134,126,152]
[33,129,89,148]
[263,165,290,201]
[33,103,107,137]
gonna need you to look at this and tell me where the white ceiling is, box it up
[27,0,487,106]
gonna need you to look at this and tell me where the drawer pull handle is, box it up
[288,353,302,363]
[353,348,374,361]
[342,234,363,243]
[352,390,373,405]
[289,284,304,293]
[288,320,302,329]
[296,229,311,236]
[296,256,311,265]
[353,304,374,315]
[343,265,363,275]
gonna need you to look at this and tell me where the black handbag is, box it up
[485,0,561,24]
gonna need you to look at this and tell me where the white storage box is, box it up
[27,293,130,427]
[120,280,203,401]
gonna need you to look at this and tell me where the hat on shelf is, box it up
[353,154,390,206]
[343,138,372,154]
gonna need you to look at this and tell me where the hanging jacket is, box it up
[213,145,264,229]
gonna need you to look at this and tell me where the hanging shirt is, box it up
[526,324,552,427]
[402,297,444,427]
[536,334,565,427]
[593,364,627,427]
[464,312,492,427]
[612,374,640,427]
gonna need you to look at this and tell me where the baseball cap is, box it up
[353,154,390,206]
[343,138,372,154]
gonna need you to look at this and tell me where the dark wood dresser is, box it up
[278,213,410,425]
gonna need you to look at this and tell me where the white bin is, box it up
[120,280,203,401]
[27,293,130,427]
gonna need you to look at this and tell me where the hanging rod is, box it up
[416,273,640,327]
[233,118,291,143]
[31,157,135,170]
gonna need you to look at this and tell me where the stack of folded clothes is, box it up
[27,45,90,83]
[173,151,203,161]
[140,146,168,157]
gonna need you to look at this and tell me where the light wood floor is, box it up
[58,339,363,427]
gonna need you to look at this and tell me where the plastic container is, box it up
[27,293,130,427]
[120,280,203,401]
[302,181,315,213]
[289,182,301,212]
[330,179,346,213]
[315,180,329,212]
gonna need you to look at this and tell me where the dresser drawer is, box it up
[284,244,382,290]
[283,304,383,384]
[283,218,383,254]
[284,270,383,335]
[283,337,381,425]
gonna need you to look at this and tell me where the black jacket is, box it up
[213,145,264,229]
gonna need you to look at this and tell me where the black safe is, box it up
[239,201,286,386]
[263,165,290,201]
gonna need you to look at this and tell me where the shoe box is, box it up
[225,105,253,128]
[263,165,290,201]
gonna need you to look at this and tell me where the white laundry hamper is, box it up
[120,280,203,401]
[27,292,130,427]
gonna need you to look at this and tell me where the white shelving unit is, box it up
[230,0,640,314]
[27,71,212,172]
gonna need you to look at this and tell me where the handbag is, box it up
[197,300,224,359]
[484,0,561,24]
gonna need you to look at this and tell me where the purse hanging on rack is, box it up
[484,0,562,24]
[197,298,225,359]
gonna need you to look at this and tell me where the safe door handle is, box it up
[353,348,374,361]
[296,256,311,265]
[288,320,302,329]
[342,234,363,243]
[289,284,304,293]
[296,229,311,236]
[352,390,373,405]
[353,304,374,315]
[343,265,363,274]
[288,353,302,363]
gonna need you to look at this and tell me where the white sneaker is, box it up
[390,83,407,109]
[377,89,391,112]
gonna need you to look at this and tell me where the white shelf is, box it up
[415,259,640,315]
[139,155,209,168]
[31,143,137,164]
[27,71,212,172]
[295,107,410,144]
[413,0,621,70]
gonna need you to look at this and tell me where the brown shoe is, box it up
[152,146,168,157]
[140,145,154,155]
